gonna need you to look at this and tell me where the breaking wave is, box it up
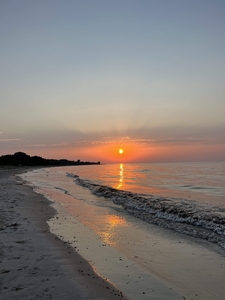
[67,173,225,249]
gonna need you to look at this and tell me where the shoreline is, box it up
[2,166,225,300]
[19,166,225,300]
[0,168,127,300]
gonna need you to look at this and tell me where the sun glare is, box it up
[102,143,145,163]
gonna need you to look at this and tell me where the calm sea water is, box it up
[67,161,225,204]
[22,161,225,249]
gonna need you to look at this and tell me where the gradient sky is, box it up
[1,0,225,163]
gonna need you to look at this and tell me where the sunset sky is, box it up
[1,0,225,163]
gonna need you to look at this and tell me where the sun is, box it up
[119,148,123,154]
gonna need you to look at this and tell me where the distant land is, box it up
[0,152,100,167]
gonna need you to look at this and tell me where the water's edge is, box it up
[68,173,225,250]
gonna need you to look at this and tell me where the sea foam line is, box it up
[67,173,225,249]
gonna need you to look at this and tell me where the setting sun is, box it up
[119,148,123,154]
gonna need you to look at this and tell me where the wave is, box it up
[67,173,225,250]
[181,184,217,191]
[171,184,225,197]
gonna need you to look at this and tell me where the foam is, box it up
[67,173,225,249]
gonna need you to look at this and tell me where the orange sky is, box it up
[87,142,225,163]
[16,138,225,164]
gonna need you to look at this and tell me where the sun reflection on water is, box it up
[117,163,124,189]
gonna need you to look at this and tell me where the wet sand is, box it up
[0,168,127,300]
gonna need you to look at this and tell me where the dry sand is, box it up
[0,168,127,300]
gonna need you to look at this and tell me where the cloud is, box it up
[129,137,224,145]
[0,138,22,142]
[1,124,225,150]
[24,135,223,148]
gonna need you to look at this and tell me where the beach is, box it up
[1,166,225,300]
[0,168,127,300]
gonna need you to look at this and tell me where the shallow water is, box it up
[22,162,225,249]
[65,161,225,250]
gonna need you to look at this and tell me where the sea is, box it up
[21,161,225,249]
[20,161,225,299]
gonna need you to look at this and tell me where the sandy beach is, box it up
[1,167,225,300]
[0,168,127,300]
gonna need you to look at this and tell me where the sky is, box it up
[0,0,225,163]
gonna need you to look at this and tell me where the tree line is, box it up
[0,152,100,166]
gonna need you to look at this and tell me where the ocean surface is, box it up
[22,161,225,249]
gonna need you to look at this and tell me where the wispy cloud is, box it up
[129,137,224,145]
[0,138,22,142]
[1,124,225,150]
[25,136,223,148]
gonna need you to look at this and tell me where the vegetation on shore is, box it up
[0,152,100,166]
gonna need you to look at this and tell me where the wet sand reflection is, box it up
[97,214,128,246]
